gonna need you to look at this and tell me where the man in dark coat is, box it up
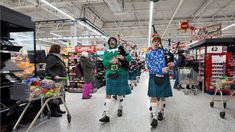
[80,51,96,99]
[173,50,186,89]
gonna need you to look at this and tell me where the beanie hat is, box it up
[152,33,161,42]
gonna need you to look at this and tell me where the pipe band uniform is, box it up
[99,37,132,123]
[145,33,174,128]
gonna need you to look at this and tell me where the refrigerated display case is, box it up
[189,38,235,93]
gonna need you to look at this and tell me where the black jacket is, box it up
[176,54,186,67]
[45,53,67,78]
[185,60,199,72]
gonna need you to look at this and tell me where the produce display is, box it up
[23,77,63,99]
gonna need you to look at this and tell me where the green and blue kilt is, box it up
[148,74,173,97]
[106,73,131,96]
[128,70,137,80]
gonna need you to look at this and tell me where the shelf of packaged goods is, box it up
[212,69,223,71]
[212,65,224,66]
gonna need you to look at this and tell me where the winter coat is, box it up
[176,54,186,68]
[45,53,67,79]
[80,56,95,83]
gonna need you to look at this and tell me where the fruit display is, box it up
[14,55,34,79]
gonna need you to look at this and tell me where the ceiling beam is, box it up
[11,0,104,10]
[191,0,216,23]
[212,0,234,18]
[162,0,185,38]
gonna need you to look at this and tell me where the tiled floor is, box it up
[18,73,235,132]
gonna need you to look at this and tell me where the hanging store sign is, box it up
[207,46,223,53]
[74,45,97,52]
[179,21,189,30]
[191,23,222,40]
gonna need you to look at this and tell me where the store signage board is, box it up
[212,55,226,63]
[207,46,223,53]
[96,50,105,55]
[75,45,97,52]
[191,23,222,40]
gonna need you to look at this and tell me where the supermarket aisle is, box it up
[19,73,235,132]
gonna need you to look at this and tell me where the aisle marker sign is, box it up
[191,23,222,40]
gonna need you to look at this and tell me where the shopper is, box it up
[45,44,67,117]
[80,51,96,99]
[145,34,174,128]
[99,37,132,123]
[173,49,186,89]
[185,55,199,89]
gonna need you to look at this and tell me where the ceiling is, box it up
[1,0,235,49]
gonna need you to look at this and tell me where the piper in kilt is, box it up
[99,37,132,123]
[145,34,174,128]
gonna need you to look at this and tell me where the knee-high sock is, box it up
[117,96,123,109]
[104,99,111,116]
[159,98,166,113]
[150,102,157,119]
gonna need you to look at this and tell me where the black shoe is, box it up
[117,109,122,117]
[163,104,166,108]
[51,111,62,117]
[99,115,110,123]
[57,108,66,114]
[157,112,163,121]
[149,106,152,111]
[151,118,158,128]
[112,95,117,100]
[174,87,180,90]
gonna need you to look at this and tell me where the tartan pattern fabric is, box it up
[148,74,173,97]
[145,48,166,75]
[128,70,137,80]
[136,68,141,76]
[106,73,131,96]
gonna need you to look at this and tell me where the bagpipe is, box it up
[117,34,130,70]
[152,25,174,65]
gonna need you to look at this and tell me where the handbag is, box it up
[108,73,119,80]
[154,75,164,85]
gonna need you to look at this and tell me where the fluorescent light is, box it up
[37,35,107,40]
[187,40,199,47]
[40,0,75,21]
[148,1,154,47]
[50,32,62,37]
[222,23,235,31]
[40,0,109,40]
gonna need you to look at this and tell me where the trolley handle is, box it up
[44,76,69,80]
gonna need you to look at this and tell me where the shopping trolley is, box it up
[12,77,71,132]
[178,67,199,95]
[209,77,235,119]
